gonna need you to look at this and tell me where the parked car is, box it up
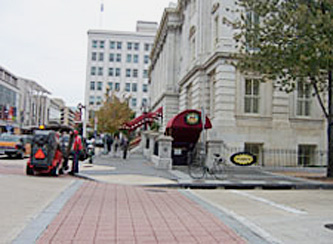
[0,133,30,159]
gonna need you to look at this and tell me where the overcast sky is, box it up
[0,0,173,107]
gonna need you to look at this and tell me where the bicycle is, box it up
[188,152,227,180]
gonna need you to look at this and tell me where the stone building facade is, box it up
[149,0,326,166]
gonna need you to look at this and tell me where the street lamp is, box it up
[77,103,87,138]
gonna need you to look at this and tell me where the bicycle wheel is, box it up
[212,158,225,180]
[188,154,206,179]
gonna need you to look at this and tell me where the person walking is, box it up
[121,136,129,159]
[106,134,113,154]
[71,130,82,175]
[113,135,119,157]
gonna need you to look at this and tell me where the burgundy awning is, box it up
[165,109,212,143]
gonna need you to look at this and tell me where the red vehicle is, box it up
[26,130,63,176]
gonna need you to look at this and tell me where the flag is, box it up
[101,3,104,12]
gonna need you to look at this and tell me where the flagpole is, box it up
[99,1,104,28]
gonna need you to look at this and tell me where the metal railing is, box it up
[219,142,327,168]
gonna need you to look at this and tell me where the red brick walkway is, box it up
[37,182,245,244]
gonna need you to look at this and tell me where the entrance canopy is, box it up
[120,107,163,131]
[165,109,212,143]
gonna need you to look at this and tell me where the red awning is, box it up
[166,109,212,130]
[120,107,163,131]
[151,107,163,119]
[165,109,212,143]
[120,113,153,131]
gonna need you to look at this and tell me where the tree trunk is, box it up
[327,69,333,178]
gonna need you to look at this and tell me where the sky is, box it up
[0,0,174,107]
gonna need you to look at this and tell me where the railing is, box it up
[219,142,327,167]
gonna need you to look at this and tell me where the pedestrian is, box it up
[70,130,82,175]
[107,134,113,154]
[113,135,119,157]
[121,136,129,159]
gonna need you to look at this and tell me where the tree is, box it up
[94,94,135,134]
[231,0,332,176]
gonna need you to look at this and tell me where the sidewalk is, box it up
[36,181,246,244]
[78,153,333,189]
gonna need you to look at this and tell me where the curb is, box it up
[75,172,333,190]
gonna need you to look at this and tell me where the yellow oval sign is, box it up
[230,152,257,166]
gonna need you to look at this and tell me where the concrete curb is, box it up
[76,171,333,189]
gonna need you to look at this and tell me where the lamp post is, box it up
[77,103,87,138]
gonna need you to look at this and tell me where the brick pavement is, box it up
[37,181,246,244]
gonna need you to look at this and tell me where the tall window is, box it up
[92,40,98,48]
[108,68,114,76]
[96,96,102,105]
[142,98,147,106]
[90,81,95,90]
[115,82,120,91]
[127,42,132,50]
[126,69,131,77]
[244,79,260,113]
[110,41,115,49]
[214,16,219,47]
[117,42,122,50]
[134,43,139,50]
[144,55,149,64]
[298,145,316,166]
[126,54,132,63]
[115,68,121,77]
[245,143,262,165]
[116,53,121,62]
[125,83,131,92]
[246,11,260,50]
[131,98,137,107]
[133,54,139,63]
[98,53,104,61]
[191,37,196,61]
[91,67,96,76]
[108,82,113,91]
[98,67,103,76]
[91,52,97,61]
[144,43,150,51]
[109,53,114,62]
[143,70,148,79]
[143,84,148,92]
[89,96,95,105]
[99,41,105,48]
[132,83,137,92]
[133,69,138,78]
[97,81,103,91]
[297,81,311,116]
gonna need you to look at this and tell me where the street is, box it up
[0,155,333,243]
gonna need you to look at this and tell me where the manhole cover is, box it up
[145,189,167,193]
[324,224,333,230]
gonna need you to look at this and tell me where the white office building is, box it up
[84,21,157,123]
